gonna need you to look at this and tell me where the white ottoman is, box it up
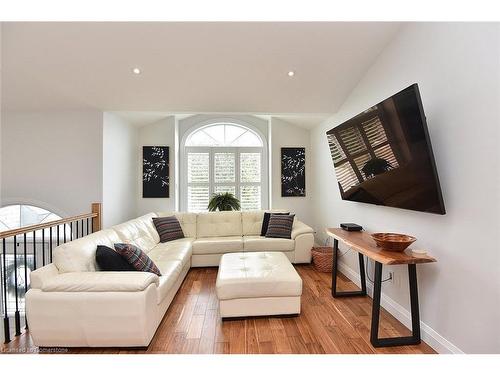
[215,252,302,318]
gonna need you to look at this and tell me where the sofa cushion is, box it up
[241,211,265,236]
[147,238,193,269]
[114,243,162,276]
[53,229,122,273]
[265,214,295,239]
[243,236,294,252]
[155,260,183,303]
[152,216,185,242]
[157,212,197,238]
[112,213,159,253]
[192,236,243,255]
[196,212,242,238]
[136,213,161,240]
[261,212,290,236]
[42,271,159,292]
[95,245,136,271]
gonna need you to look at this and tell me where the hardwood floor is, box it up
[1,265,436,354]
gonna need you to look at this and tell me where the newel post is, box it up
[91,203,102,233]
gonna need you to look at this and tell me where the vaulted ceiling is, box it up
[1,22,401,114]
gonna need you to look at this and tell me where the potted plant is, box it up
[208,192,241,211]
[361,157,393,178]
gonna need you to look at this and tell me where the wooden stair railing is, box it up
[0,203,101,344]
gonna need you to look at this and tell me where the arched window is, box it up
[0,204,63,314]
[0,204,62,232]
[186,123,263,147]
[181,122,268,212]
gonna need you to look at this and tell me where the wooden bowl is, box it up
[371,233,417,252]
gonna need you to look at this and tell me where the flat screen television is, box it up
[326,84,445,214]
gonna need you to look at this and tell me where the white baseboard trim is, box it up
[337,261,464,354]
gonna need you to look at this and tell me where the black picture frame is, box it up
[142,146,169,198]
[281,147,306,197]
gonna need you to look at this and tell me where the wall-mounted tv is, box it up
[326,84,445,214]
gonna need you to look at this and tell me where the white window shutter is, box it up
[187,152,210,212]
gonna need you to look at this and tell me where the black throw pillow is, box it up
[260,212,290,236]
[96,245,137,271]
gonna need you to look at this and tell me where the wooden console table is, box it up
[326,228,436,348]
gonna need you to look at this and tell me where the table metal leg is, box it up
[331,239,367,297]
[370,262,421,347]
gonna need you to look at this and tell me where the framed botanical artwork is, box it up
[281,147,306,197]
[142,146,169,198]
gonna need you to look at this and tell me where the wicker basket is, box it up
[311,246,334,273]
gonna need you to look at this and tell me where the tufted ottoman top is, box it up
[215,252,302,300]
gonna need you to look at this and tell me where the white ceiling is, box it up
[1,22,401,114]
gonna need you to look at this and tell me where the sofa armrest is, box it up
[41,271,159,293]
[30,264,60,289]
[291,220,314,240]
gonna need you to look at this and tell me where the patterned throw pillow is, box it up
[265,214,295,239]
[114,243,162,276]
[152,216,185,243]
[260,212,290,236]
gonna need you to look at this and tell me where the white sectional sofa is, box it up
[26,210,314,347]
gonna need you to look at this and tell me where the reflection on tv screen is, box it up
[326,84,445,214]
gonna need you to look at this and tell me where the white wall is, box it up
[102,112,138,228]
[0,22,3,204]
[141,114,313,220]
[271,117,312,224]
[310,23,500,353]
[0,22,3,345]
[136,116,176,216]
[1,110,103,217]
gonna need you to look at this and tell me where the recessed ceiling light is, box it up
[132,68,141,75]
[288,71,295,77]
